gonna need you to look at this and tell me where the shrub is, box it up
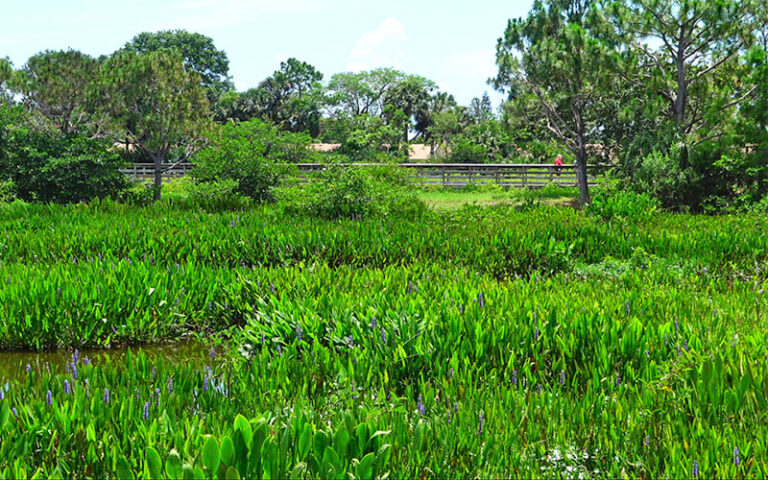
[0,127,129,203]
[450,138,489,163]
[193,120,298,203]
[278,165,425,220]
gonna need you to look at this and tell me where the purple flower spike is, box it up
[478,291,484,309]
[26,364,31,373]
[381,328,386,344]
[203,374,210,391]
[104,388,110,404]
[209,347,216,360]
[143,401,150,420]
[371,316,377,330]
[0,390,4,400]
[12,407,17,418]
[47,390,52,405]
[734,448,740,467]
[296,326,302,342]
[277,344,283,357]
[644,435,650,448]
[417,396,425,416]
[560,370,565,385]
[512,370,518,386]
[692,460,699,478]
[478,412,484,435]
[64,380,70,395]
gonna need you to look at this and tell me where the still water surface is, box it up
[0,340,216,382]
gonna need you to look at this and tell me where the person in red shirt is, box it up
[554,154,563,176]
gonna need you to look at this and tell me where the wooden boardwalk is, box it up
[122,162,602,188]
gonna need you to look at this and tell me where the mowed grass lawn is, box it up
[417,185,580,209]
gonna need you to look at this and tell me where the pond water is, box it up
[0,339,218,382]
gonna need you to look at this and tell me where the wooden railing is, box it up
[122,162,602,188]
[121,163,194,177]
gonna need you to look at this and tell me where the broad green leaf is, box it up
[165,449,182,480]
[202,436,221,473]
[116,457,134,480]
[146,447,162,479]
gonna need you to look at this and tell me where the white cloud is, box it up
[346,17,407,72]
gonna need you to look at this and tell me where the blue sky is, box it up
[0,0,533,107]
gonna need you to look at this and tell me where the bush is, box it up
[277,165,425,220]
[193,120,298,203]
[0,126,129,203]
[450,138,489,163]
[632,149,693,208]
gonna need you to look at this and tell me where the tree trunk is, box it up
[576,145,590,207]
[674,35,687,131]
[152,154,163,201]
[574,109,590,206]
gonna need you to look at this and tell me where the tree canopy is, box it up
[101,50,212,200]
[14,50,101,135]
[494,0,620,204]
[121,30,233,100]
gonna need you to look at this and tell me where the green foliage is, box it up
[187,179,253,211]
[1,211,768,477]
[493,0,620,204]
[121,30,233,100]
[449,120,513,163]
[335,113,408,161]
[244,58,324,135]
[0,123,128,203]
[278,165,424,220]
[633,149,694,208]
[0,180,15,202]
[14,49,101,135]
[587,178,660,220]
[193,120,300,203]
[101,49,213,200]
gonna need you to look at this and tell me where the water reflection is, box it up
[0,339,217,382]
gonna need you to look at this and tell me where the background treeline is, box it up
[1,0,767,211]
